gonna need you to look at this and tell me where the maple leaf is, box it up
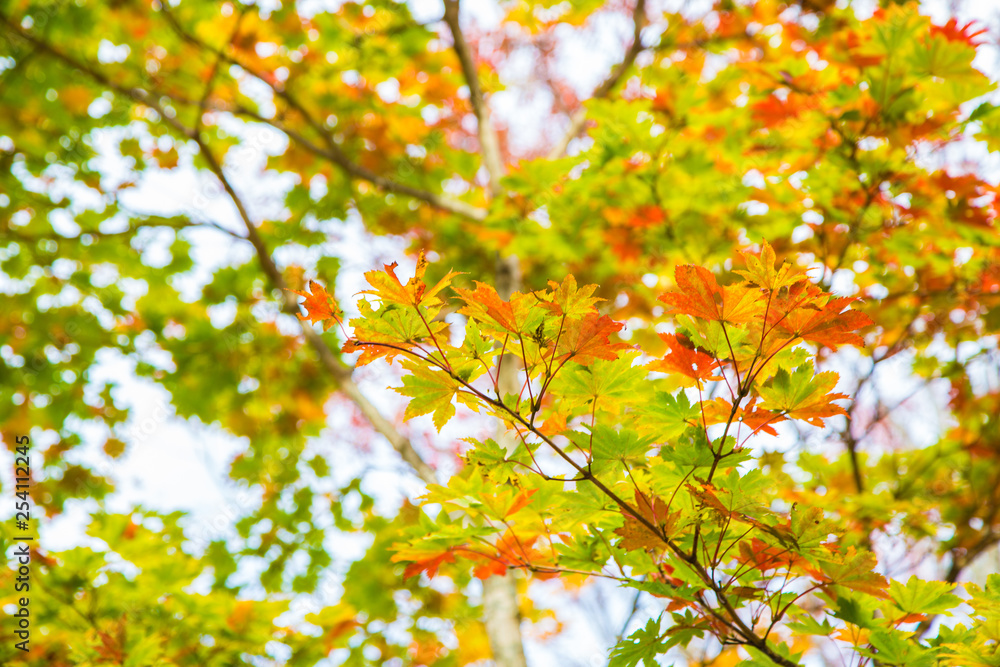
[395,365,462,430]
[700,397,734,426]
[772,291,874,351]
[817,547,890,599]
[362,261,411,304]
[465,438,528,485]
[556,312,630,364]
[687,482,730,516]
[609,618,668,667]
[586,426,654,474]
[737,538,808,573]
[757,363,849,427]
[737,398,784,436]
[290,280,341,330]
[473,558,508,580]
[539,274,603,317]
[889,576,960,617]
[735,240,807,292]
[399,550,457,579]
[659,265,759,324]
[555,352,647,414]
[345,297,449,366]
[930,17,988,46]
[453,282,538,335]
[537,410,568,436]
[687,472,773,530]
[614,490,680,552]
[361,251,461,309]
[646,333,719,385]
[635,391,700,441]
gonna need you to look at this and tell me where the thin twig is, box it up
[160,5,489,221]
[547,0,648,159]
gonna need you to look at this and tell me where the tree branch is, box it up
[394,339,800,667]
[442,0,506,197]
[156,5,489,221]
[547,0,648,160]
[229,104,487,221]
[0,12,443,485]
[190,133,440,486]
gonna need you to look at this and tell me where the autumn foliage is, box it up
[296,246,886,665]
[3,0,1000,665]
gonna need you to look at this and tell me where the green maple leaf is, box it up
[609,617,667,667]
[395,365,460,430]
[819,547,890,598]
[465,438,528,485]
[786,614,835,637]
[789,504,835,551]
[635,391,700,441]
[829,592,879,630]
[940,641,1000,667]
[555,351,646,411]
[578,425,653,474]
[889,575,960,617]
[860,628,934,666]
[655,426,714,470]
[757,363,849,427]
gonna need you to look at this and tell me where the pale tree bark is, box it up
[443,0,506,199]
[481,571,528,667]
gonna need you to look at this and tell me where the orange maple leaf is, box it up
[360,251,460,308]
[556,312,630,364]
[290,280,341,330]
[614,490,679,551]
[735,240,807,291]
[737,399,784,436]
[647,333,719,384]
[770,286,873,350]
[660,265,759,324]
[454,282,535,334]
[401,550,456,579]
[737,538,807,573]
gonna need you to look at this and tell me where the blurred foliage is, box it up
[1,0,999,664]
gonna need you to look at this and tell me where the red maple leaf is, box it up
[647,333,719,383]
[773,292,873,350]
[930,18,988,46]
